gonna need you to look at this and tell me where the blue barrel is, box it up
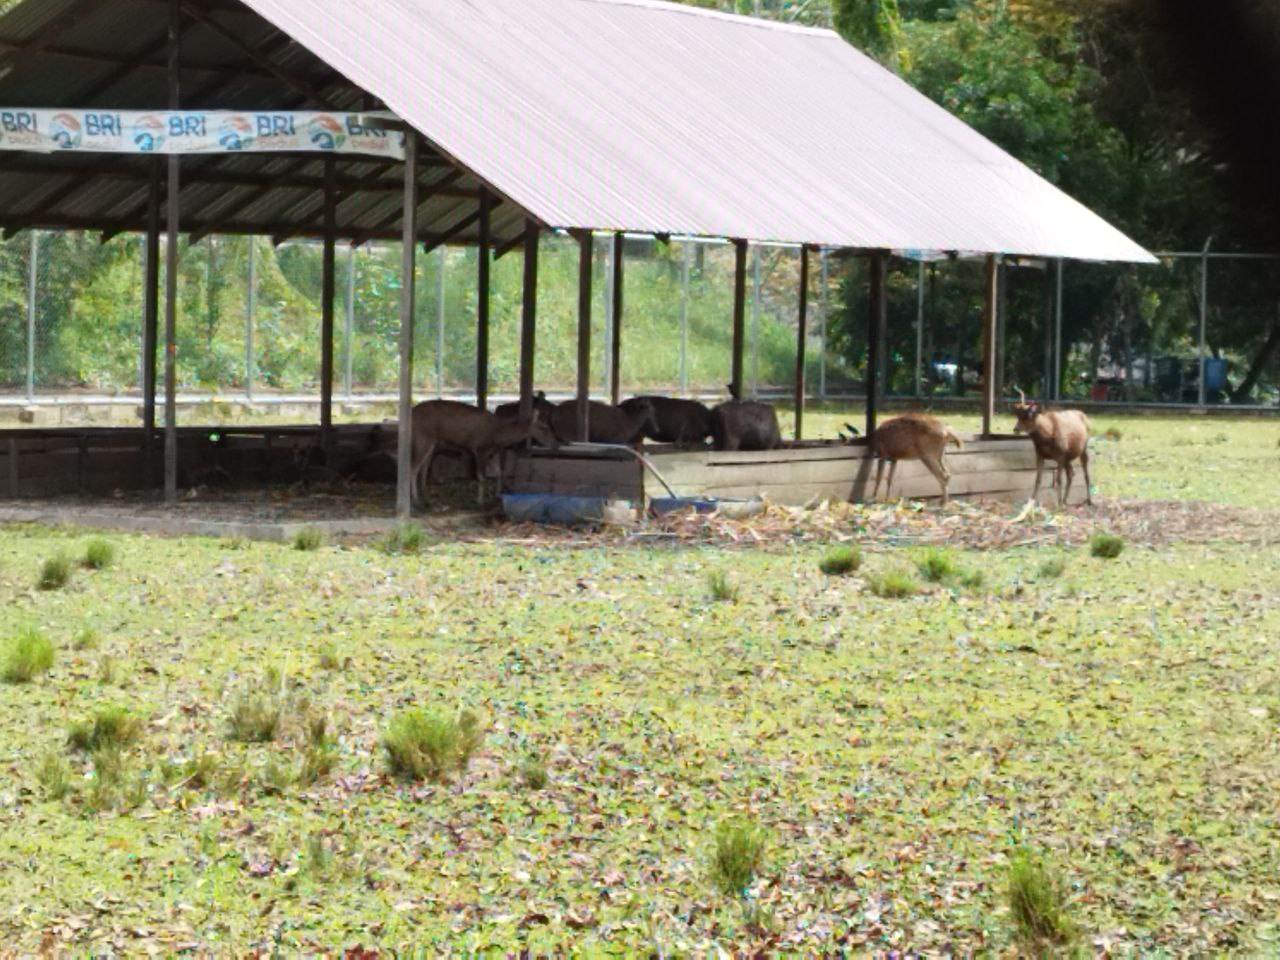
[1203,357,1228,392]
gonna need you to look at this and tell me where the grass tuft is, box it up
[37,552,72,591]
[915,547,960,583]
[2,629,55,684]
[72,628,99,651]
[1037,556,1068,580]
[865,568,921,599]
[293,527,325,552]
[710,818,767,896]
[517,755,549,791]
[67,705,143,752]
[317,641,345,671]
[818,545,862,576]
[383,707,483,783]
[1089,532,1125,560]
[36,750,75,801]
[707,570,739,603]
[381,523,428,555]
[1007,848,1076,949]
[227,688,284,743]
[82,538,116,571]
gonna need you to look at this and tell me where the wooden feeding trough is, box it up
[505,435,1088,507]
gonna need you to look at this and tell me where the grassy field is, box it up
[0,416,1278,954]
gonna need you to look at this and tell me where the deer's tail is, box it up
[945,428,963,450]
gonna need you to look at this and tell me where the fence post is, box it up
[680,240,691,396]
[245,235,255,401]
[603,234,614,396]
[915,259,925,398]
[26,230,37,402]
[819,248,828,399]
[436,245,446,398]
[1198,238,1211,406]
[344,244,355,398]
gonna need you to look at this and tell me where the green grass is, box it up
[381,523,429,555]
[865,567,921,598]
[37,552,72,591]
[915,546,960,583]
[0,519,1278,952]
[818,545,862,576]
[66,705,143,752]
[383,707,483,783]
[292,527,325,552]
[707,570,739,602]
[1007,848,1076,949]
[1090,532,1126,559]
[1,629,55,684]
[710,819,768,896]
[81,538,115,571]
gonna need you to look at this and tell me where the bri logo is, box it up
[307,115,345,151]
[49,113,82,150]
[217,115,254,151]
[133,115,166,152]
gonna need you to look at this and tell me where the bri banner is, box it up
[0,109,405,158]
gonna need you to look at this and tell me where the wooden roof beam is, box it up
[0,0,112,73]
[350,169,466,246]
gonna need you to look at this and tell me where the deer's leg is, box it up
[1080,450,1093,505]
[1061,461,1075,507]
[871,456,885,502]
[886,459,899,501]
[922,453,950,505]
[411,441,437,510]
[1031,453,1045,504]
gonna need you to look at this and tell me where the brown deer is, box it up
[869,413,964,504]
[1010,389,1092,506]
[550,398,657,445]
[409,400,557,508]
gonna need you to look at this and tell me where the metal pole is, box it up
[320,159,337,450]
[163,0,181,503]
[1053,258,1063,401]
[343,244,354,398]
[915,259,925,398]
[245,235,255,401]
[435,245,445,398]
[680,240,691,396]
[819,248,828,399]
[395,132,419,519]
[751,245,761,397]
[25,230,37,403]
[1198,237,1211,406]
[142,159,161,485]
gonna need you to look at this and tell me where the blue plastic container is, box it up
[649,497,719,516]
[502,493,624,525]
[1202,357,1228,392]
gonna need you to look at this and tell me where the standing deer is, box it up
[409,400,557,508]
[1010,389,1093,506]
[869,413,963,504]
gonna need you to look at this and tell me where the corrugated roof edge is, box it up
[572,0,839,38]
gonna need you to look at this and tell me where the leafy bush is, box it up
[67,705,143,752]
[381,523,428,555]
[1007,848,1076,949]
[710,819,767,896]
[2,629,55,684]
[293,527,325,552]
[383,708,483,783]
[865,568,921,598]
[915,547,959,583]
[819,545,862,576]
[37,553,72,591]
[1089,532,1125,559]
[707,570,739,603]
[82,538,116,570]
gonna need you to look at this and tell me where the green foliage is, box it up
[1007,848,1076,949]
[35,750,75,801]
[2,629,55,684]
[97,653,125,686]
[915,546,959,583]
[383,708,483,783]
[67,705,143,753]
[37,553,72,591]
[381,523,429,555]
[517,755,550,791]
[317,641,345,671]
[1090,532,1125,559]
[72,628,99,651]
[710,819,768,896]
[819,545,862,576]
[227,688,284,743]
[84,744,147,814]
[1038,556,1068,579]
[865,567,921,598]
[293,527,325,552]
[82,538,116,571]
[707,570,739,603]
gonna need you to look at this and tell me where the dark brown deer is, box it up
[711,385,782,451]
[1010,389,1093,506]
[619,395,713,447]
[409,400,557,508]
[550,398,657,445]
[869,413,963,504]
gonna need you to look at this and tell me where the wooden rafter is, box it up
[350,169,466,246]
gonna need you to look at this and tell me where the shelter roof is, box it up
[0,0,1154,261]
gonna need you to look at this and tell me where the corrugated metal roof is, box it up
[235,0,1154,262]
[0,0,1153,262]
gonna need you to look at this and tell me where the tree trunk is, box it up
[1229,315,1280,404]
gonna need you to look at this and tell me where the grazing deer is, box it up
[711,384,783,451]
[870,413,963,504]
[550,398,657,445]
[620,395,714,447]
[409,400,557,508]
[1010,389,1092,506]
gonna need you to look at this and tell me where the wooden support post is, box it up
[142,157,160,486]
[866,251,886,438]
[1043,260,1055,400]
[395,133,419,519]
[610,231,623,405]
[731,239,747,398]
[794,245,810,440]
[995,258,1008,402]
[981,254,998,436]
[518,221,539,418]
[163,0,180,503]
[319,158,336,455]
[476,188,491,410]
[575,229,592,441]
